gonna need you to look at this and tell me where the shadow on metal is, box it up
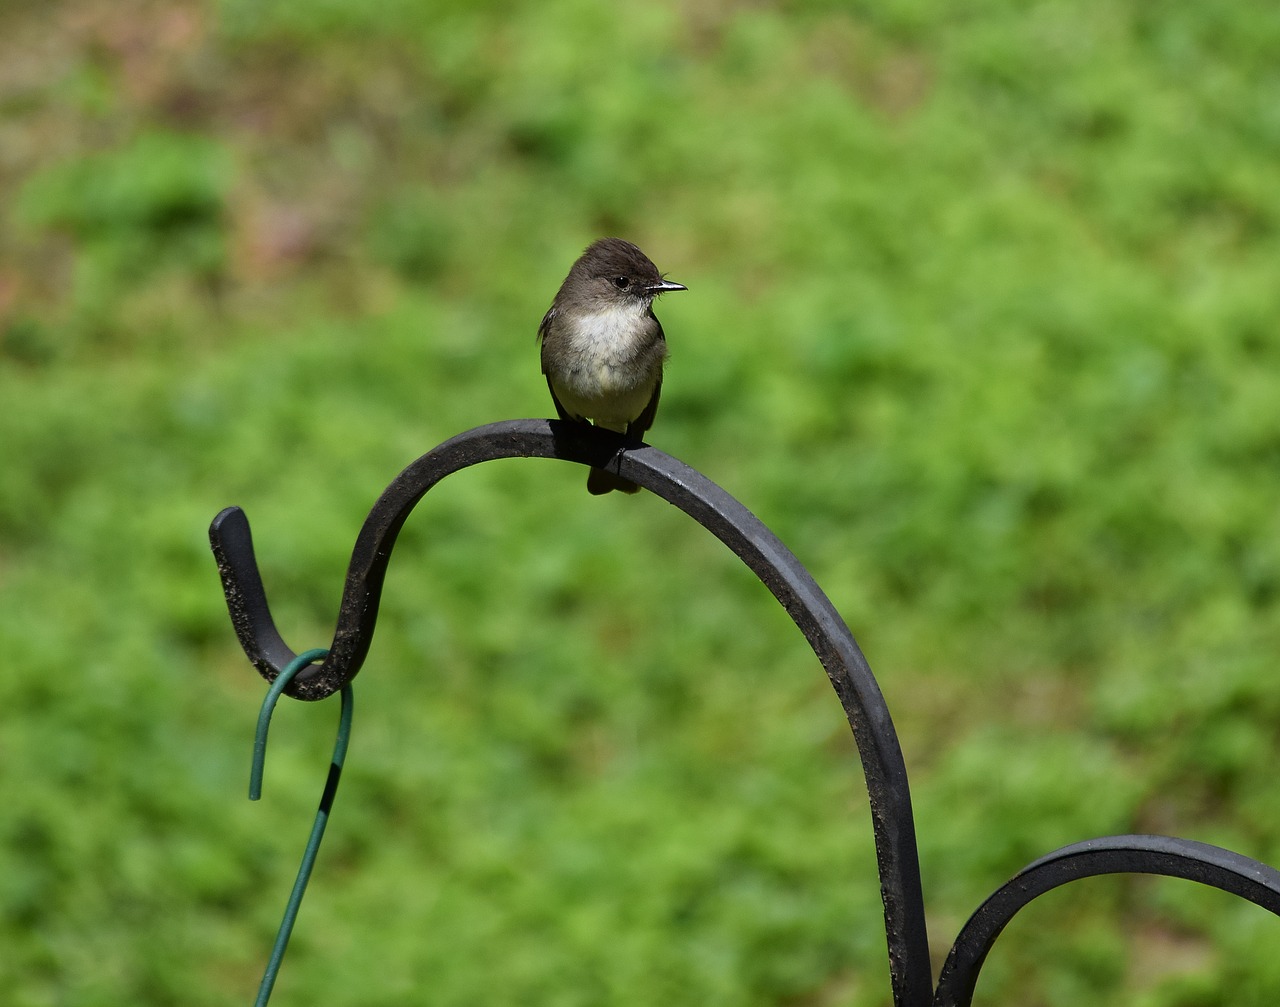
[210,418,1280,1006]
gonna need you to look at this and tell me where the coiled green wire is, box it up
[249,649,354,1006]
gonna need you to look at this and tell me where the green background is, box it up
[3,1,1280,1004]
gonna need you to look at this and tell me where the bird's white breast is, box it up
[552,301,663,430]
[565,302,651,385]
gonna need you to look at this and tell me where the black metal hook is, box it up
[934,834,1280,1005]
[211,417,933,1006]
[210,417,1280,1006]
[212,421,650,701]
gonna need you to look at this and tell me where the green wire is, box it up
[248,649,354,1007]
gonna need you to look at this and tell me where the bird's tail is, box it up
[587,467,640,495]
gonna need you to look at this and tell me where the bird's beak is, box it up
[647,280,687,294]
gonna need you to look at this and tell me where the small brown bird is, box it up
[538,238,686,495]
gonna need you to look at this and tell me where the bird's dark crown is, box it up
[569,237,663,288]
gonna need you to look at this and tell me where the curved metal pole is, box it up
[210,418,933,1007]
[933,834,1280,1006]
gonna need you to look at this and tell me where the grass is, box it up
[3,1,1280,1004]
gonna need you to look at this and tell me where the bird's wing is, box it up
[545,374,573,422]
[627,374,662,441]
[625,312,665,439]
[539,303,577,421]
[537,306,557,369]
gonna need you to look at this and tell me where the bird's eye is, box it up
[613,276,630,289]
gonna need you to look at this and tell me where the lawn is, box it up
[3,1,1280,1004]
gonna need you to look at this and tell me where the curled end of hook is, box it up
[210,505,311,686]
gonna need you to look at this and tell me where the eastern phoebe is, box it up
[538,237,687,495]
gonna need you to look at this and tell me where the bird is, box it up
[538,238,686,495]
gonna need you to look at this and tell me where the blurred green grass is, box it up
[3,1,1280,1004]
